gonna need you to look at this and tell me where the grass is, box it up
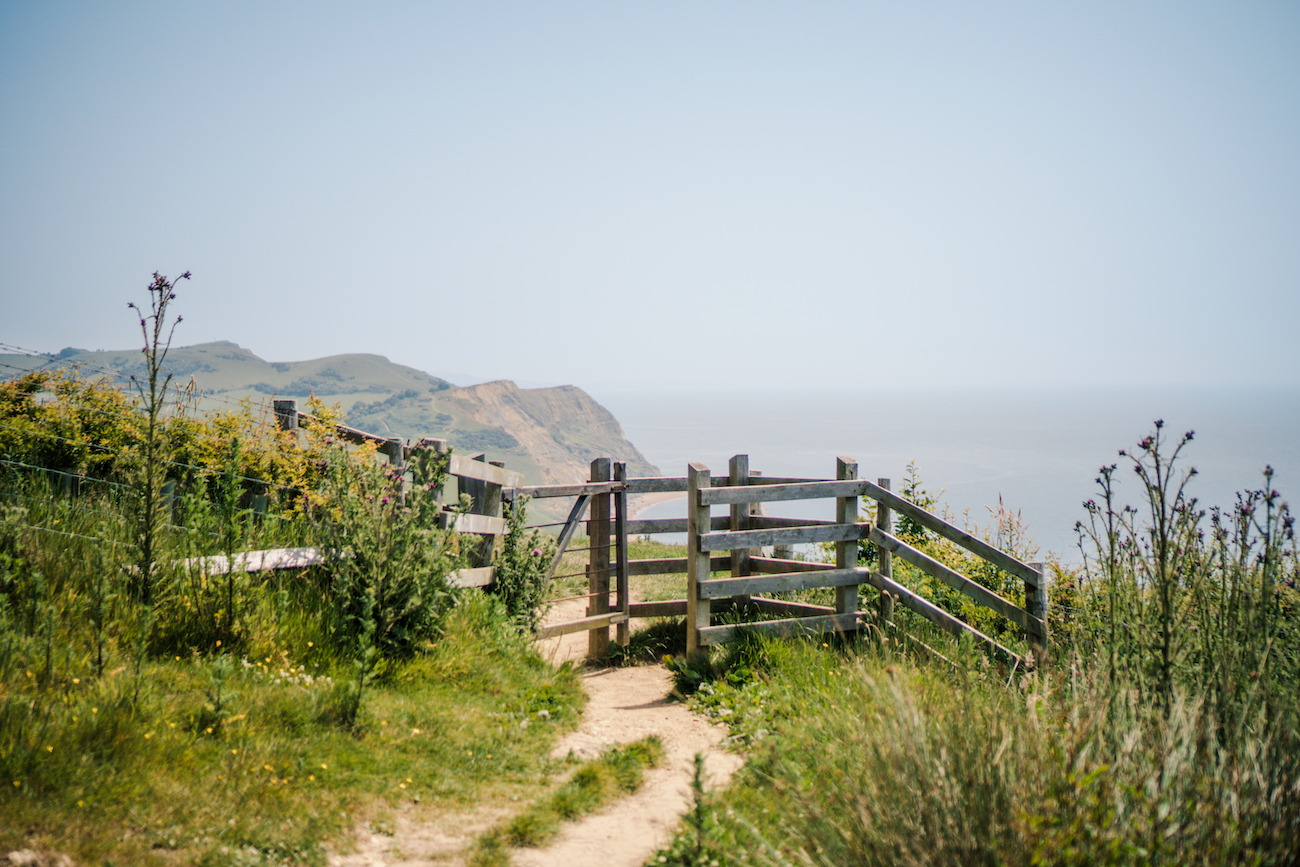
[0,595,586,866]
[468,736,664,867]
[647,630,1300,866]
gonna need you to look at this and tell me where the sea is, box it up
[597,385,1300,563]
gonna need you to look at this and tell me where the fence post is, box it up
[384,437,404,470]
[273,399,298,432]
[478,460,506,565]
[729,455,751,608]
[876,478,894,628]
[1026,561,1049,666]
[748,469,773,563]
[686,462,712,659]
[587,457,613,659]
[420,438,448,511]
[836,457,859,626]
[458,453,488,513]
[614,462,630,648]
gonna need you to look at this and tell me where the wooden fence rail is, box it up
[270,399,520,589]
[263,402,1048,665]
[512,453,1047,667]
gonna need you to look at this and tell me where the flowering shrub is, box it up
[307,441,462,660]
[490,496,555,634]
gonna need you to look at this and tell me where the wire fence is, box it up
[0,357,481,559]
[0,407,312,500]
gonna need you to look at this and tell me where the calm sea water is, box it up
[598,385,1300,562]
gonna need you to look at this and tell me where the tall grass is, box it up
[651,425,1299,866]
[651,630,1298,866]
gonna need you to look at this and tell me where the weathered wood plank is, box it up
[836,456,860,617]
[747,598,837,617]
[452,513,508,536]
[512,481,626,498]
[625,515,731,536]
[686,462,712,658]
[749,557,837,574]
[588,458,613,659]
[699,523,869,551]
[866,526,1045,639]
[614,462,630,648]
[449,455,524,488]
[273,400,298,432]
[628,556,731,576]
[536,611,629,640]
[448,566,495,588]
[297,412,388,447]
[543,494,591,584]
[628,600,688,618]
[516,476,745,500]
[697,568,866,599]
[860,569,1023,666]
[183,546,327,575]
[857,479,1038,584]
[745,477,825,486]
[698,478,867,506]
[699,613,859,645]
[623,477,690,494]
[729,454,751,581]
[1026,561,1049,662]
[748,515,837,530]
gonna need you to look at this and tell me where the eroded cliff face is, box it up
[431,380,658,486]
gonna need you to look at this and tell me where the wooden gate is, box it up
[511,453,1047,668]
[684,454,1048,667]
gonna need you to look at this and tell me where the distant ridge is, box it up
[0,342,659,491]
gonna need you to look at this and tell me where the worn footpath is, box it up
[330,600,743,867]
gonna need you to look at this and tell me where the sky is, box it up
[2,1,1298,396]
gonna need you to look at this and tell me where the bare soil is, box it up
[329,600,742,867]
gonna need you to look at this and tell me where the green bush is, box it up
[491,495,555,633]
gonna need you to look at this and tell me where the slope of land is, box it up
[0,343,659,492]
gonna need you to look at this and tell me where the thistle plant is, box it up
[125,270,190,605]
[309,440,461,660]
[492,495,555,634]
[1076,422,1298,738]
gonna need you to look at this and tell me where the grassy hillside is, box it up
[1,343,659,492]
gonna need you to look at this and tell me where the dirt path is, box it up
[330,601,742,867]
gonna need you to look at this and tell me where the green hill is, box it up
[2,342,659,494]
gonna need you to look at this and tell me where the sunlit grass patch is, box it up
[0,597,584,865]
[469,736,664,865]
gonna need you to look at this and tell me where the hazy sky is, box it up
[2,2,1297,395]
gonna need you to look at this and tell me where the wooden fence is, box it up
[269,399,521,589]
[514,454,1048,668]
[260,403,1047,666]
